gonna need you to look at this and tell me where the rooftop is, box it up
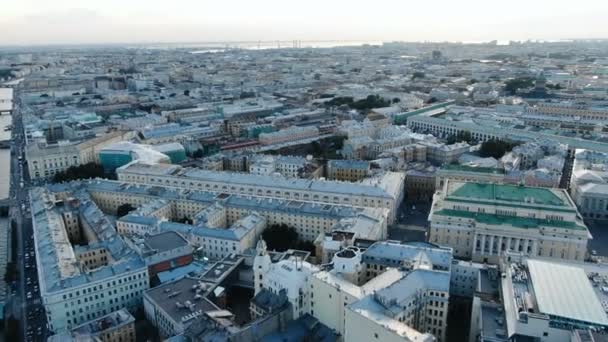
[433,209,587,231]
[144,277,221,325]
[118,161,402,199]
[527,259,608,326]
[144,231,189,253]
[71,309,134,336]
[449,182,566,207]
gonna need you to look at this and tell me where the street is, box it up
[5,92,49,342]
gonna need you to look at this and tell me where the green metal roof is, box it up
[393,101,455,124]
[441,164,505,175]
[444,198,576,213]
[434,209,587,231]
[450,183,566,207]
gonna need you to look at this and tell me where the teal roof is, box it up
[450,183,565,207]
[434,209,587,231]
[441,164,505,175]
[393,101,455,124]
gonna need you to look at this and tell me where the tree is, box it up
[447,131,473,144]
[6,317,19,341]
[504,77,535,95]
[261,224,316,256]
[412,71,425,80]
[52,162,106,183]
[426,97,438,104]
[479,139,517,159]
[117,203,136,218]
[262,224,299,252]
[176,217,193,225]
[192,149,204,158]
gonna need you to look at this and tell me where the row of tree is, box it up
[324,95,393,111]
[479,139,518,159]
[261,224,316,256]
[52,162,106,183]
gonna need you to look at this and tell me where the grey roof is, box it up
[328,159,370,170]
[527,259,608,326]
[362,241,453,271]
[374,269,450,314]
[119,162,397,198]
[145,231,189,252]
[144,277,221,324]
[31,187,146,294]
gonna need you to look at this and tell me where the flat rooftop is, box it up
[527,259,608,326]
[144,277,221,324]
[71,309,134,336]
[144,231,189,253]
[449,182,566,207]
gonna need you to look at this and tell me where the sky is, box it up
[2,0,608,45]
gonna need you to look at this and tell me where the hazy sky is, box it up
[2,0,608,45]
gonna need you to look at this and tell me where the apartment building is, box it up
[30,187,149,333]
[116,161,404,223]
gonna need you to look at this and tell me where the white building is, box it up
[254,241,453,342]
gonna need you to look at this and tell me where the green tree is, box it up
[52,162,106,183]
[261,224,316,256]
[176,217,193,224]
[117,203,136,218]
[192,149,204,158]
[412,71,425,80]
[479,139,517,159]
[262,224,299,252]
[504,77,535,95]
[447,131,473,144]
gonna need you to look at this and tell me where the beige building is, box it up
[429,180,590,264]
[326,159,370,181]
[27,130,133,179]
[258,125,319,145]
[116,161,404,223]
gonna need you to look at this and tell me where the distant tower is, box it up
[253,239,271,294]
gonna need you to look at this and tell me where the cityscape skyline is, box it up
[2,0,608,45]
[4,4,608,341]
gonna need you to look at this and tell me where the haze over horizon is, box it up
[2,0,608,46]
